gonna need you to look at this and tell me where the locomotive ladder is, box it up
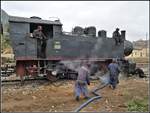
[37,60,47,76]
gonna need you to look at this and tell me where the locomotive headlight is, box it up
[52,71,57,76]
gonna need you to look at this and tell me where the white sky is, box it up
[1,1,149,41]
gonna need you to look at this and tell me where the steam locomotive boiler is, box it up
[1,9,133,82]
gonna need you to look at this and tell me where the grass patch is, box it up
[127,97,149,112]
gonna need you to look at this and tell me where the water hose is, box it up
[74,83,109,112]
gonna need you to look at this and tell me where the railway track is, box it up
[1,77,48,86]
[1,76,75,87]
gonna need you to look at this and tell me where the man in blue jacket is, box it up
[75,63,90,101]
[108,59,121,89]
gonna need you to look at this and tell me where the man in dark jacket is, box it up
[75,63,90,101]
[33,26,47,58]
[108,59,121,89]
[113,28,121,45]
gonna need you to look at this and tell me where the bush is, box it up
[127,97,148,112]
[1,34,12,53]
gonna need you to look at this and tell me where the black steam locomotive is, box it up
[1,9,133,81]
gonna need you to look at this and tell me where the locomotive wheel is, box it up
[46,72,59,82]
[134,68,146,78]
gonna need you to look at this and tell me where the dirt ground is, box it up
[1,77,149,112]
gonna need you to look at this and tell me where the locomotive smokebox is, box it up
[121,30,133,56]
[124,40,133,56]
[98,30,107,38]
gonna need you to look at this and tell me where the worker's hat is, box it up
[116,28,119,30]
[112,58,117,62]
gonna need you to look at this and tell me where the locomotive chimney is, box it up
[98,30,107,38]
[121,30,126,41]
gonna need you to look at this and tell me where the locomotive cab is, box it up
[29,22,62,39]
[8,15,62,59]
[30,23,54,39]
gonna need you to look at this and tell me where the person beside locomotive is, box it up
[108,59,121,89]
[74,63,90,101]
[112,28,122,45]
[32,25,47,58]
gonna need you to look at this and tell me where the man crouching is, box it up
[75,63,90,101]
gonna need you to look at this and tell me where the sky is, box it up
[1,1,149,41]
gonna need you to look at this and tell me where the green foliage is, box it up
[1,34,11,53]
[127,97,149,112]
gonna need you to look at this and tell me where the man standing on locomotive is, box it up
[33,25,47,58]
[74,63,90,101]
[112,28,121,45]
[108,59,121,89]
